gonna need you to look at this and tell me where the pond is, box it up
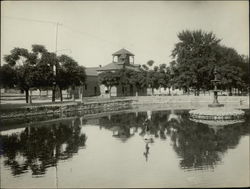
[0,109,249,188]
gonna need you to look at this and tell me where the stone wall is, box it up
[1,99,134,120]
[132,96,249,109]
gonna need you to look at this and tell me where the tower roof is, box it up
[112,48,134,56]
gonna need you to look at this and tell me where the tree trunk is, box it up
[168,87,171,95]
[228,87,232,96]
[29,90,32,104]
[78,87,81,100]
[81,86,84,103]
[122,86,124,96]
[71,85,76,101]
[109,86,112,98]
[25,89,29,104]
[68,90,70,98]
[130,85,133,96]
[39,89,42,98]
[152,88,154,95]
[60,88,63,102]
[52,85,56,102]
[67,89,69,98]
[195,88,200,96]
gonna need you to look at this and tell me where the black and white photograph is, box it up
[0,1,249,188]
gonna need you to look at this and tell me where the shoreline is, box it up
[1,96,249,120]
[0,98,134,119]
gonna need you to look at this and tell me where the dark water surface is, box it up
[1,109,249,188]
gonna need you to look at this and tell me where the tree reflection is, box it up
[98,109,249,170]
[167,111,249,170]
[2,109,248,176]
[0,119,87,176]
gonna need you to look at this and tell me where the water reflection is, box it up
[142,111,154,162]
[143,143,150,162]
[1,109,249,179]
[0,119,87,176]
[98,112,145,142]
[98,109,249,170]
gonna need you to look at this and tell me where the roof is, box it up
[112,48,134,56]
[85,67,98,76]
[97,62,121,71]
[97,62,140,72]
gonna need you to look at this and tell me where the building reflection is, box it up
[99,112,145,142]
[0,119,87,176]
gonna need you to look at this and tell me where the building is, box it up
[82,67,100,97]
[97,48,147,97]
[72,67,100,99]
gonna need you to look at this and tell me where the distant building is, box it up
[82,67,100,97]
[72,67,100,98]
[97,48,147,97]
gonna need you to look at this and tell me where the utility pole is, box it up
[52,22,62,102]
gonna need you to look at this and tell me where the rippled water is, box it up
[0,109,249,188]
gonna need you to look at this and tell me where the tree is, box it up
[157,63,170,94]
[168,60,193,95]
[117,68,147,96]
[214,46,248,95]
[3,45,86,103]
[239,55,249,94]
[172,30,221,95]
[56,63,69,101]
[142,60,156,95]
[131,69,147,96]
[57,55,86,101]
[0,64,16,89]
[172,30,248,96]
[32,48,55,97]
[98,71,120,97]
[3,48,37,103]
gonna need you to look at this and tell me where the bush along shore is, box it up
[0,99,135,120]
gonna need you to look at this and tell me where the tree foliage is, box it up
[171,29,248,95]
[1,45,86,103]
[98,71,120,96]
[0,64,16,88]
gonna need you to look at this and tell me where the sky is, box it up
[1,1,249,68]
